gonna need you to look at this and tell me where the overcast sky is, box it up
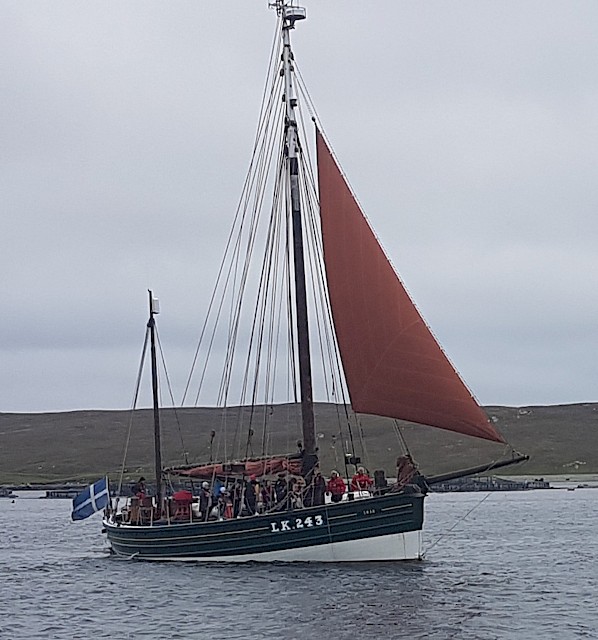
[1,1,597,413]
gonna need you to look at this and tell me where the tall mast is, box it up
[147,290,163,511]
[276,1,317,474]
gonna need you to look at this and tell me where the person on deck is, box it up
[254,477,263,513]
[274,473,289,511]
[304,470,325,507]
[132,477,146,499]
[199,481,211,521]
[289,476,305,510]
[311,471,326,506]
[231,479,243,518]
[350,467,373,492]
[327,470,346,503]
[244,475,258,515]
[261,480,273,512]
[216,486,230,519]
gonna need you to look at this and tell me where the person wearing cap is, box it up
[350,466,373,492]
[327,470,346,503]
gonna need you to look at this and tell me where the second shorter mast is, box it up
[147,290,163,511]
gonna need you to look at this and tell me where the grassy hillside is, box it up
[1,403,596,484]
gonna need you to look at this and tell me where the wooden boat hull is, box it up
[104,491,425,562]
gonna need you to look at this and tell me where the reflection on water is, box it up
[1,490,597,639]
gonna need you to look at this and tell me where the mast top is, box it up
[270,0,306,26]
[148,289,160,318]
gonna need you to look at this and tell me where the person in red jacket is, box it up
[327,470,346,503]
[350,467,373,492]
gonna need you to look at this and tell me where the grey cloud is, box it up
[1,1,596,411]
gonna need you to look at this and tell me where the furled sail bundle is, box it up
[171,456,303,480]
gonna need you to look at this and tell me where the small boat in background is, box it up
[44,488,85,499]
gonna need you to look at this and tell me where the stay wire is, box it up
[229,100,286,458]
[254,164,287,455]
[183,30,283,407]
[234,117,288,456]
[424,492,493,555]
[393,420,411,457]
[155,328,189,466]
[242,148,285,456]
[215,84,283,456]
[218,87,285,408]
[117,326,150,498]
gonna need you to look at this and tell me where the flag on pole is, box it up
[71,477,110,521]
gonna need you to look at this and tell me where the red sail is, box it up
[316,129,504,443]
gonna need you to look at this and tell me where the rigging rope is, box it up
[178,15,372,472]
[393,420,411,457]
[183,32,284,409]
[423,492,493,555]
[155,328,189,466]
[116,327,150,497]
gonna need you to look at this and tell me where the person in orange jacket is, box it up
[327,470,346,503]
[350,466,373,492]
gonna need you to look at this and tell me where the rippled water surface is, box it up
[1,489,597,639]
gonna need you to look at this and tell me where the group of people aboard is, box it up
[126,466,375,524]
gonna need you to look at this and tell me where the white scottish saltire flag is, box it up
[71,477,110,521]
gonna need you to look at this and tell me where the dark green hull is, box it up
[105,491,425,562]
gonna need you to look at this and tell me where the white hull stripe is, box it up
[131,531,423,563]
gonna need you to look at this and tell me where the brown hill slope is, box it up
[1,403,596,483]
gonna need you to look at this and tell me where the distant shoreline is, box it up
[501,474,598,482]
[3,473,598,492]
[2,403,598,483]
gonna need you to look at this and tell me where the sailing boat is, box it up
[103,1,526,562]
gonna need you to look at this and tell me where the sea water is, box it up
[1,489,597,639]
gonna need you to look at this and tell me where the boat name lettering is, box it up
[270,514,324,533]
